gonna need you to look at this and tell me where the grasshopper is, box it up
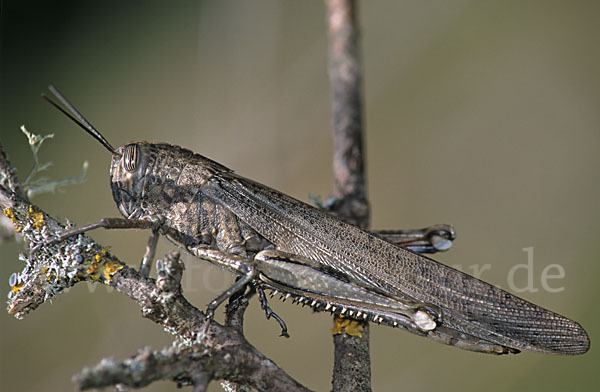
[41,86,589,355]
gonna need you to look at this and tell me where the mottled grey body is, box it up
[109,142,589,355]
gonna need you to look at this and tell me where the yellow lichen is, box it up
[3,207,23,232]
[27,206,45,231]
[85,249,123,283]
[86,263,100,281]
[3,207,16,222]
[101,261,124,283]
[45,269,56,282]
[11,283,24,294]
[41,266,56,281]
[331,314,364,338]
[86,263,98,275]
[95,248,109,263]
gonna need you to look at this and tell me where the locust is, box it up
[40,86,589,355]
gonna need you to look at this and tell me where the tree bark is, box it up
[325,1,372,391]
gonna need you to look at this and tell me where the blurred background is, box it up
[1,1,598,391]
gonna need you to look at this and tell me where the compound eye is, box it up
[123,144,140,172]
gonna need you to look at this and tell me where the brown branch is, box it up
[0,145,311,392]
[325,1,371,391]
[0,145,27,199]
[74,345,210,390]
[0,145,25,244]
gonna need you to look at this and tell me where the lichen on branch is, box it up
[0,142,310,392]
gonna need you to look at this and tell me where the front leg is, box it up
[31,216,164,276]
[187,247,257,320]
[52,217,157,241]
[139,229,159,278]
[186,246,292,337]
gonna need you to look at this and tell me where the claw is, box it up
[256,286,290,337]
[198,313,213,340]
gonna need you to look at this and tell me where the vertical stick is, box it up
[326,0,369,229]
[325,1,371,391]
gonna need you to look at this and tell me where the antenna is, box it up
[42,85,117,154]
